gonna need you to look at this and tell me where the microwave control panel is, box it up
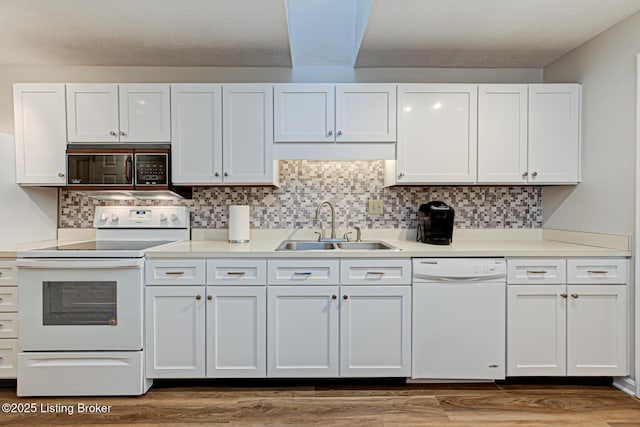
[136,153,167,185]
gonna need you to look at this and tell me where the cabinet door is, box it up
[528,84,581,183]
[267,286,339,377]
[477,85,528,183]
[171,84,223,184]
[66,84,119,142]
[145,286,205,378]
[335,84,396,142]
[13,84,67,185]
[567,285,627,376]
[397,84,477,183]
[340,286,410,377]
[274,84,334,142]
[507,285,566,376]
[119,84,171,143]
[206,286,266,378]
[223,84,274,184]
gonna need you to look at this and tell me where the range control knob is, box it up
[160,214,167,222]
[170,214,179,222]
[100,213,108,222]
[110,213,119,222]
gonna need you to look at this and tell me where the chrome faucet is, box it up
[315,200,337,241]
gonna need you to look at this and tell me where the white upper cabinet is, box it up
[13,84,67,185]
[528,84,581,184]
[223,84,275,184]
[274,83,396,143]
[67,84,171,143]
[171,84,223,185]
[274,84,334,142]
[171,84,276,186]
[477,85,528,183]
[395,84,477,184]
[335,84,396,142]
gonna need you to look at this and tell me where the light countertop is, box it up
[0,228,630,260]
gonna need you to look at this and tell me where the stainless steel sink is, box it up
[276,241,336,251]
[336,241,398,250]
[276,240,399,251]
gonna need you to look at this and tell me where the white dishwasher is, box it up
[412,258,506,380]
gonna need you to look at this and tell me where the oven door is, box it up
[17,259,143,351]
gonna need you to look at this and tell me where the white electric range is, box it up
[16,206,189,397]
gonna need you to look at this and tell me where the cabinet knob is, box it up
[214,172,219,177]
[522,171,528,177]
[119,131,125,136]
[207,295,213,301]
[196,295,202,300]
[337,130,342,136]
[398,172,405,179]
[331,295,337,300]
[571,293,579,299]
[531,171,538,177]
[561,293,568,299]
[224,172,229,177]
[327,130,333,136]
[109,131,117,136]
[343,295,348,300]
[58,172,65,177]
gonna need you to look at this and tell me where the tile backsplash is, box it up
[59,161,542,230]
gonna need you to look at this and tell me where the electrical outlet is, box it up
[369,199,383,215]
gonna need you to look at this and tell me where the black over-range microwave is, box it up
[66,146,192,198]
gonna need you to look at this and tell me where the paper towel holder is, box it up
[228,204,250,243]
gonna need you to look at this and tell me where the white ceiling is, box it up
[1,0,640,68]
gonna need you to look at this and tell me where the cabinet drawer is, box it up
[0,262,16,286]
[0,287,18,312]
[507,259,566,284]
[145,260,206,285]
[207,259,266,285]
[0,313,17,339]
[567,258,627,284]
[0,339,17,379]
[268,259,339,285]
[340,259,411,285]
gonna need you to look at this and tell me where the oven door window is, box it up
[43,281,117,326]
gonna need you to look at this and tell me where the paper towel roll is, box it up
[228,205,250,243]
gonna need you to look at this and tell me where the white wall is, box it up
[0,133,57,246]
[543,11,640,235]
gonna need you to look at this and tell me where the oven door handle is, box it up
[16,259,143,269]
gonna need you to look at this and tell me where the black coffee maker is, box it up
[417,201,455,245]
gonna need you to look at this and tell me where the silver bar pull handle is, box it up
[526,270,548,274]
[366,271,385,277]
[587,270,609,274]
[164,271,185,275]
[226,272,246,277]
[293,272,313,277]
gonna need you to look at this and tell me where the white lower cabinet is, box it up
[146,284,267,378]
[507,284,567,376]
[340,286,411,377]
[206,286,266,378]
[145,286,206,378]
[267,286,340,377]
[506,258,628,377]
[0,261,17,379]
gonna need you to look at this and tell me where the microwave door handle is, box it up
[125,155,132,184]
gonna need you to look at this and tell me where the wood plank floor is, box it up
[1,379,640,426]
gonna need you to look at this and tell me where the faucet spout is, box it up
[315,200,336,240]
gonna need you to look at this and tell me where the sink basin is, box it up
[276,241,336,251]
[275,240,400,251]
[336,241,398,250]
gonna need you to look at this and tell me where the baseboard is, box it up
[613,376,636,397]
